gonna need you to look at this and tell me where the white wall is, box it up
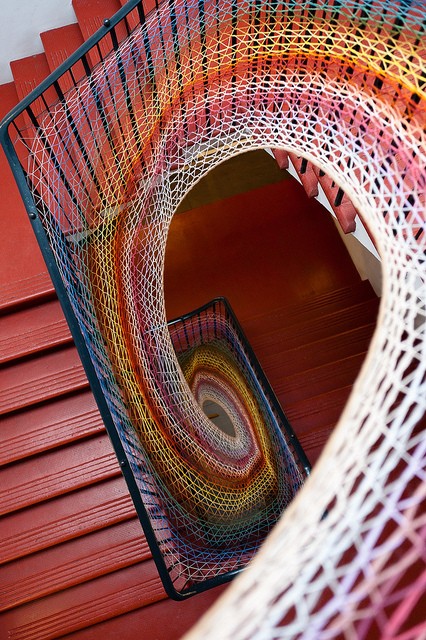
[0,0,77,84]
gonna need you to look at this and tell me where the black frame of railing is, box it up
[0,0,310,600]
[169,297,311,478]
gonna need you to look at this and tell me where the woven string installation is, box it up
[17,0,425,633]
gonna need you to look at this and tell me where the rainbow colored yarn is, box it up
[13,0,425,628]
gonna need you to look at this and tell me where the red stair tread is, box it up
[0,434,120,516]
[0,519,150,612]
[10,52,58,119]
[314,165,358,234]
[41,23,86,92]
[258,323,376,379]
[288,152,319,198]
[300,424,335,467]
[73,0,124,36]
[248,297,379,357]
[241,280,377,333]
[0,390,103,466]
[0,561,166,640]
[0,298,71,364]
[62,583,228,640]
[284,385,353,435]
[271,148,289,170]
[41,23,85,72]
[119,0,158,12]
[0,344,88,415]
[0,477,136,564]
[272,352,367,406]
[0,83,52,309]
[123,0,160,32]
[0,268,54,313]
[72,0,129,65]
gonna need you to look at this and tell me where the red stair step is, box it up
[118,0,158,31]
[72,0,129,65]
[299,424,335,466]
[63,583,228,640]
[0,519,150,612]
[10,53,58,121]
[0,269,54,314]
[284,385,353,435]
[249,297,379,357]
[288,152,319,198]
[0,345,88,415]
[41,23,86,92]
[272,352,367,406]
[118,0,158,13]
[271,148,289,169]
[261,323,376,379]
[0,476,136,564]
[0,84,53,310]
[314,165,358,234]
[0,434,120,516]
[241,281,377,334]
[0,390,103,466]
[0,561,166,640]
[0,299,71,364]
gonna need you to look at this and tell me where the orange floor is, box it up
[165,171,361,323]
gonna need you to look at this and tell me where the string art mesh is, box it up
[11,0,315,598]
[2,0,424,631]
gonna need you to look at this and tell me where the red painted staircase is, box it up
[0,3,380,638]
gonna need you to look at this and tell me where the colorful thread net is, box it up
[10,0,425,632]
[168,298,307,562]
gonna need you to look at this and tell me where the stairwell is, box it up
[0,2,380,638]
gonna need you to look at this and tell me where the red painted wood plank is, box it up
[0,391,103,466]
[262,323,376,379]
[0,562,166,640]
[249,297,379,357]
[72,0,128,65]
[41,24,86,93]
[299,424,334,466]
[63,584,228,640]
[0,271,54,312]
[271,148,289,170]
[241,281,376,336]
[41,24,84,71]
[0,519,150,612]
[0,83,53,310]
[314,166,358,234]
[0,477,135,564]
[0,299,71,364]
[284,385,353,434]
[10,53,58,120]
[118,0,157,12]
[73,0,124,37]
[272,353,367,406]
[118,0,158,32]
[0,434,120,516]
[0,345,88,415]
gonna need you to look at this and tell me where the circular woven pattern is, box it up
[26,0,425,630]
